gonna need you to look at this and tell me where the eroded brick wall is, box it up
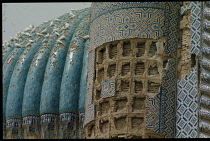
[85,38,166,139]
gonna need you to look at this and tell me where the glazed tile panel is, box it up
[163,2,180,58]
[39,10,89,115]
[176,2,201,138]
[84,49,95,125]
[90,2,165,22]
[190,2,202,56]
[22,31,60,117]
[90,2,179,57]
[6,30,48,120]
[90,2,166,49]
[176,67,199,138]
[3,42,18,63]
[22,14,73,117]
[3,8,91,139]
[59,11,90,114]
[3,27,42,122]
[3,47,25,123]
[145,92,161,133]
[161,60,177,138]
[101,78,116,98]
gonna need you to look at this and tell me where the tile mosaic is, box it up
[90,2,166,49]
[101,78,116,98]
[161,60,177,138]
[190,2,202,56]
[87,2,180,138]
[176,67,198,138]
[145,92,161,133]
[3,2,208,139]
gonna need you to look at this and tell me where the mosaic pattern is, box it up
[84,103,95,126]
[91,2,165,22]
[176,66,198,138]
[161,60,177,138]
[101,78,115,98]
[180,2,201,56]
[6,118,23,139]
[145,92,161,133]
[3,2,208,139]
[90,6,165,49]
[40,114,59,139]
[90,2,180,57]
[87,2,180,138]
[190,2,202,56]
[59,113,78,139]
[84,49,95,125]
[163,2,180,58]
[176,2,202,138]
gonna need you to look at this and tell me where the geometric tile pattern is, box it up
[83,103,94,126]
[180,2,201,56]
[190,2,201,56]
[161,60,177,138]
[84,49,95,126]
[88,3,180,138]
[175,2,202,138]
[145,92,161,133]
[90,3,165,49]
[101,78,115,98]
[163,2,180,58]
[176,66,199,138]
[90,2,166,22]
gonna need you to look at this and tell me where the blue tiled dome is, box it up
[3,8,90,122]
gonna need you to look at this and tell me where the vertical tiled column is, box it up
[176,1,202,138]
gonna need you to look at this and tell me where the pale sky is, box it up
[2,2,92,42]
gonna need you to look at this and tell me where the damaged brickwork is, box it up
[84,37,168,139]
[177,2,197,80]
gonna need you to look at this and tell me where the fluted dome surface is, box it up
[3,8,90,123]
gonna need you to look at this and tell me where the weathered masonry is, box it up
[3,2,210,139]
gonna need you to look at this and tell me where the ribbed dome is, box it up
[3,8,90,122]
[58,12,90,115]
[3,25,43,122]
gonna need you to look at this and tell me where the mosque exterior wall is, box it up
[2,2,210,139]
[84,2,180,138]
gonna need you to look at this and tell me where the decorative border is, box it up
[176,66,199,138]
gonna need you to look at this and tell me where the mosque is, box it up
[2,2,210,139]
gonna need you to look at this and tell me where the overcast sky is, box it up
[2,2,92,42]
